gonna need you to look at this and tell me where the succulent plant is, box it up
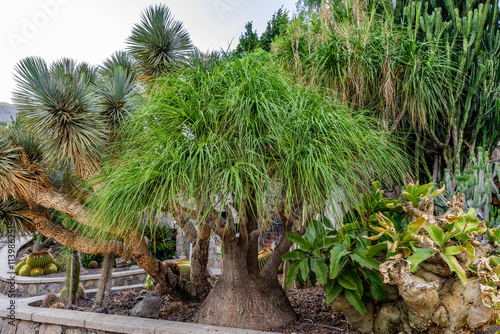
[60,283,85,302]
[14,259,26,274]
[50,302,67,309]
[19,264,32,276]
[30,267,44,277]
[176,260,191,280]
[258,248,273,270]
[42,291,61,308]
[53,259,61,270]
[44,263,58,275]
[26,250,55,269]
[87,261,99,269]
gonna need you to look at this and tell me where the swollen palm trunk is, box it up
[194,236,296,330]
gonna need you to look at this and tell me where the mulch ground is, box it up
[63,279,359,334]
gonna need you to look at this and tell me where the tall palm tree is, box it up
[126,4,193,81]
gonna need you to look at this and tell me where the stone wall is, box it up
[0,300,272,334]
[159,213,223,269]
[1,319,120,334]
[0,269,146,298]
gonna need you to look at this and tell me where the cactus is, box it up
[14,259,26,274]
[177,262,191,280]
[30,268,44,277]
[258,248,273,270]
[59,283,85,302]
[19,264,32,276]
[42,291,61,308]
[87,260,99,269]
[435,147,500,226]
[50,302,67,309]
[65,250,81,304]
[26,250,54,269]
[44,263,58,275]
[53,259,61,270]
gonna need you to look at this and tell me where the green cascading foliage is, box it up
[19,264,32,276]
[30,268,44,277]
[278,0,500,181]
[14,259,26,274]
[258,248,273,270]
[44,263,58,275]
[26,250,54,269]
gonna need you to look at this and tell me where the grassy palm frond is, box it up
[126,4,193,79]
[91,54,407,239]
[0,135,49,203]
[13,56,108,179]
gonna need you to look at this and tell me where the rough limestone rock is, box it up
[130,295,162,319]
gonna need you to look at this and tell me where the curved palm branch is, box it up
[13,56,108,179]
[126,4,193,79]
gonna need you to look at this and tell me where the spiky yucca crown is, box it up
[19,264,32,276]
[44,263,58,275]
[26,250,54,269]
[14,259,26,274]
[30,267,44,277]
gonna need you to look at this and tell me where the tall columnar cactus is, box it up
[65,249,81,304]
[435,147,500,225]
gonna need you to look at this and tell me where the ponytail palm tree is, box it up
[126,4,193,80]
[91,53,408,330]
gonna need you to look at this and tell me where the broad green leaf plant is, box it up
[284,181,500,333]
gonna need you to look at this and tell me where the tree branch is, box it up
[21,208,132,258]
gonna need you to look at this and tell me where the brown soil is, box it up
[61,279,359,334]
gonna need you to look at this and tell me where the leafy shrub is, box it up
[284,182,500,333]
[143,225,176,261]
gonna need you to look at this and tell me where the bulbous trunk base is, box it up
[194,270,297,330]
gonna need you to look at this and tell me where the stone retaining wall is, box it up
[0,269,147,298]
[0,298,271,334]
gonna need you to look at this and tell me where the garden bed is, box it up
[38,275,360,334]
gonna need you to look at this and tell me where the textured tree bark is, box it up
[193,232,297,330]
[23,206,202,302]
[92,254,115,311]
[189,224,212,300]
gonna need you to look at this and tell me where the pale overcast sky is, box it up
[0,0,296,103]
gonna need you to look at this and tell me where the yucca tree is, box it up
[126,4,193,81]
[91,53,407,330]
[5,53,215,302]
